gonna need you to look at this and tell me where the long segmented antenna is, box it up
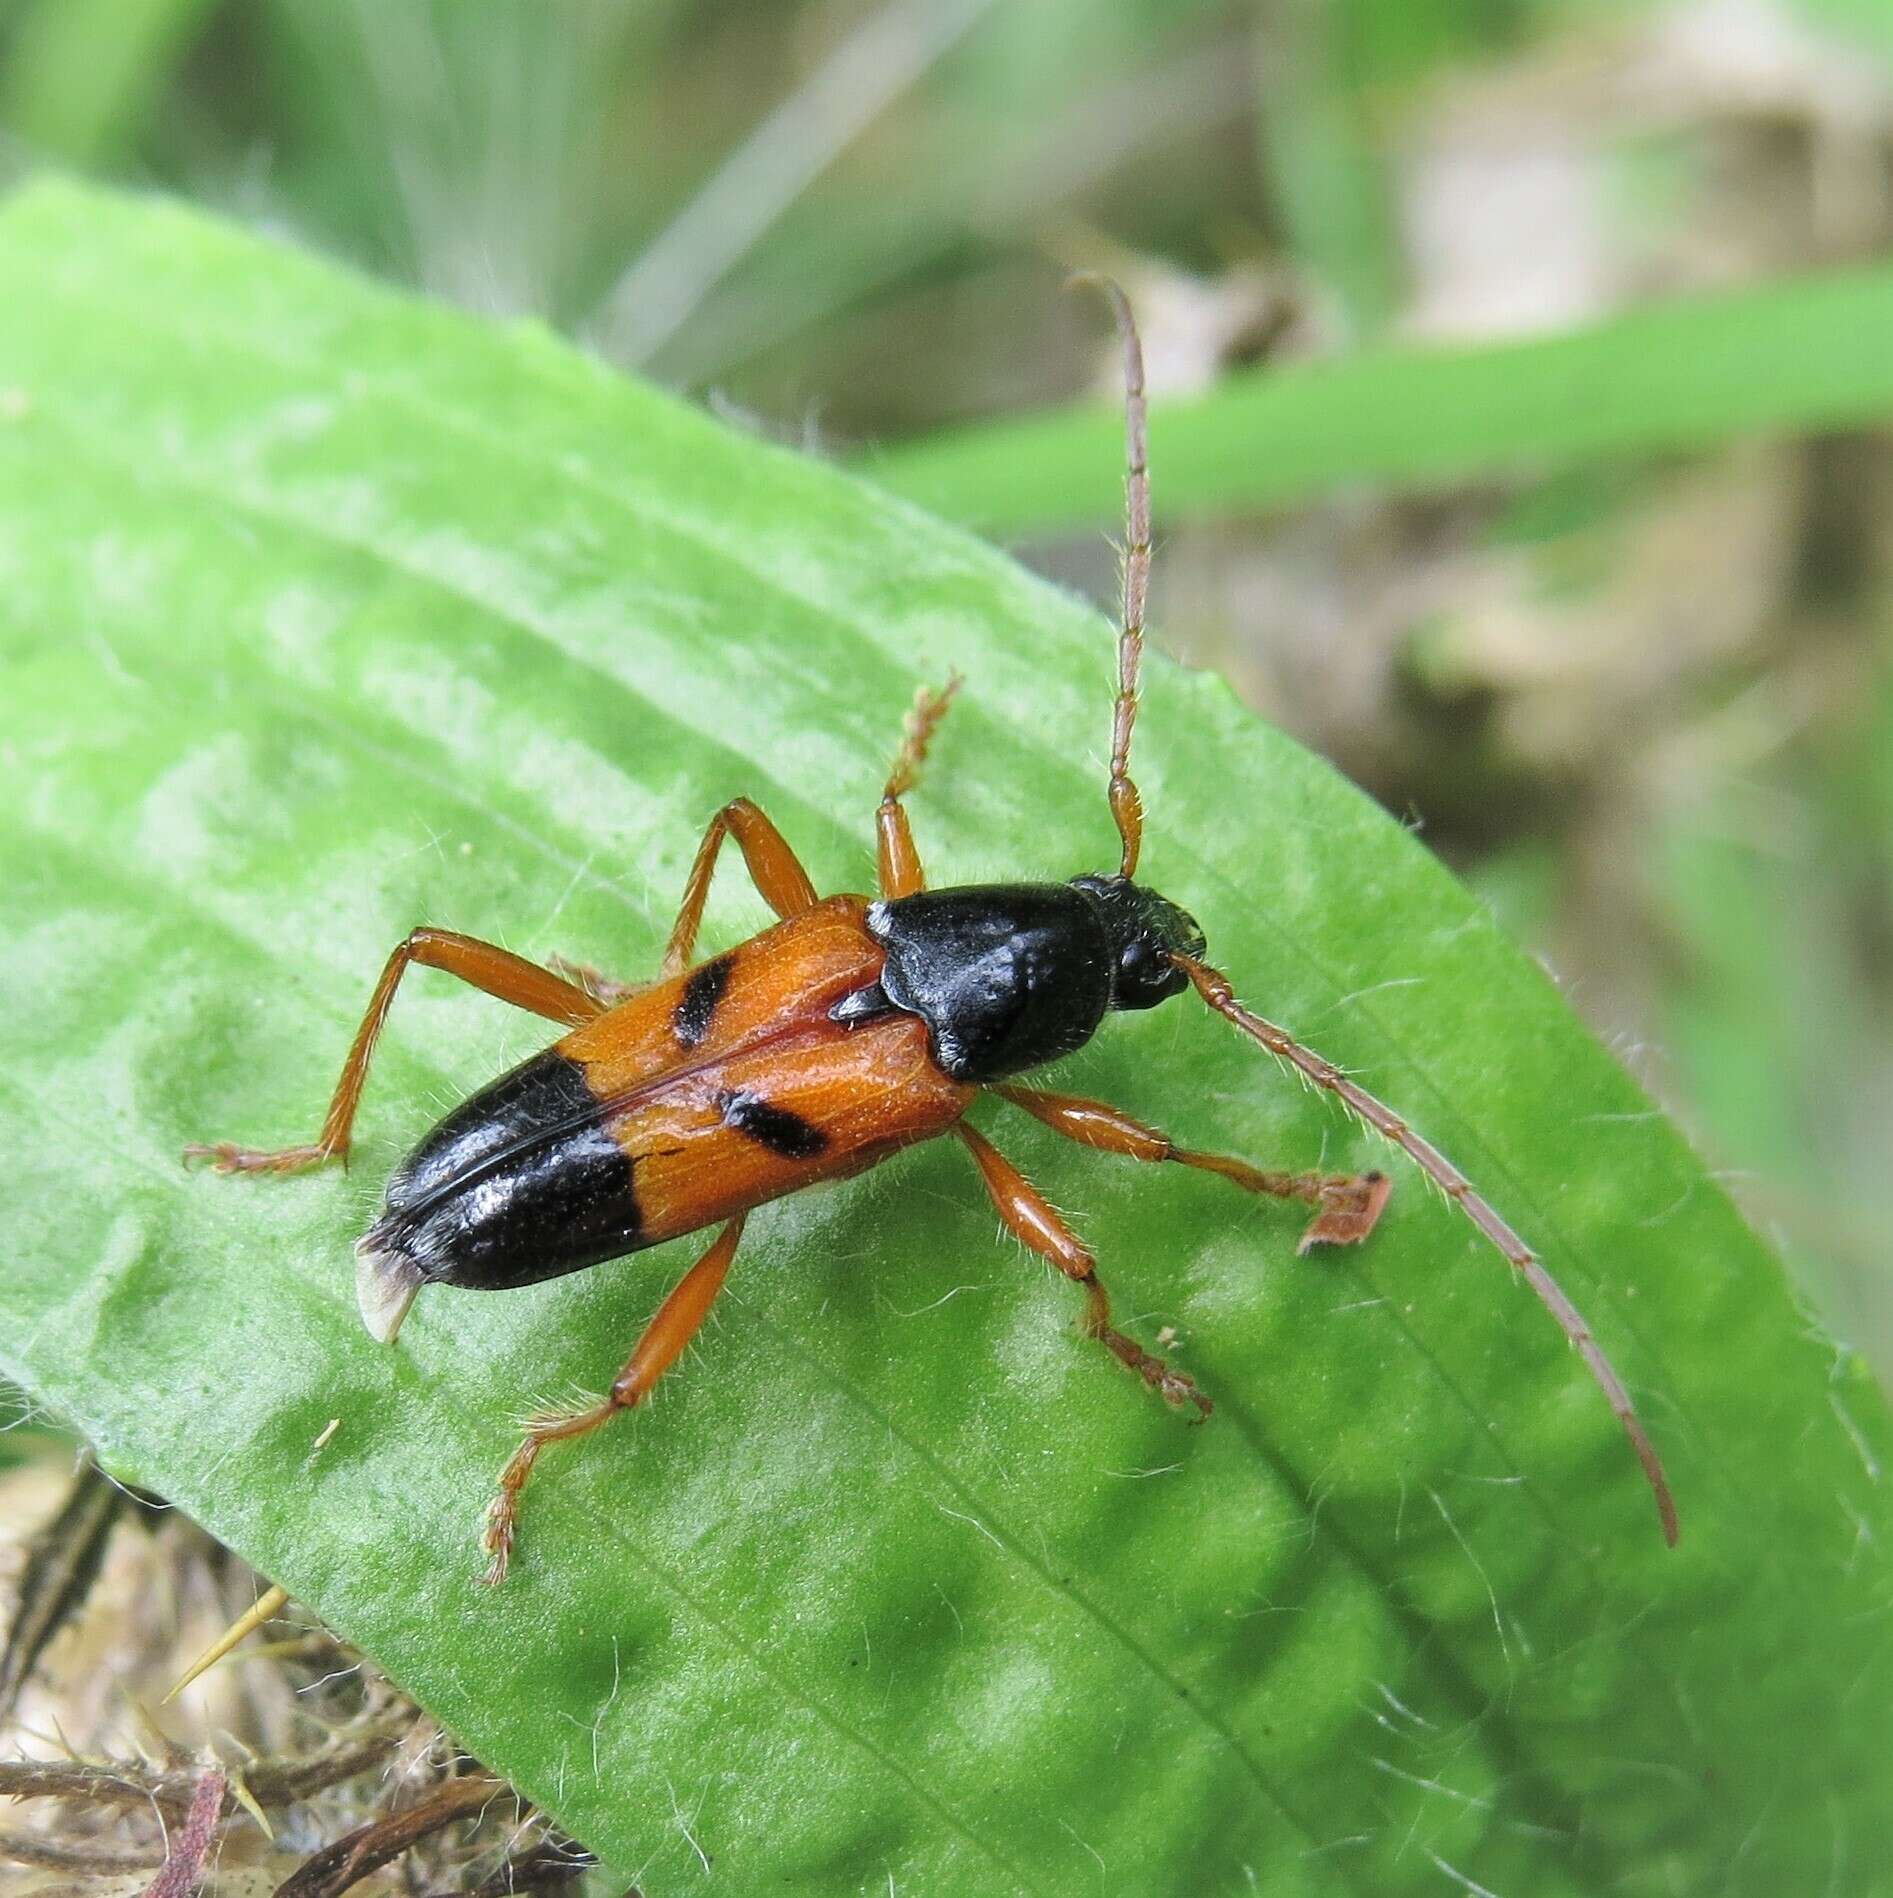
[1174,954,1679,1548]
[1071,273,1150,878]
[883,673,962,804]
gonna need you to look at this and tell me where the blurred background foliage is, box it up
[1,0,1890,1384]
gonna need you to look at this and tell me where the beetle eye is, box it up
[1115,935,1186,1009]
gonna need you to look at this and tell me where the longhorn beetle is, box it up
[187,279,1678,1582]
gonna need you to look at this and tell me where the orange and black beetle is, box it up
[188,281,1677,1582]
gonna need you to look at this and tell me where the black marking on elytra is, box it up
[674,954,733,1048]
[717,1088,828,1160]
[372,1048,643,1290]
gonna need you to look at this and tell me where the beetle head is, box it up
[1069,873,1206,1012]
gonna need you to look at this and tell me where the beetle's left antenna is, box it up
[1072,273,1150,880]
[1172,952,1680,1549]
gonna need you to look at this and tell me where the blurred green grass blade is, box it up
[2,179,1891,1896]
[864,263,1893,533]
[1255,0,1402,337]
[1792,0,1893,64]
[0,0,221,164]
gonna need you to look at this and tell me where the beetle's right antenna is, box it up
[1071,273,1150,879]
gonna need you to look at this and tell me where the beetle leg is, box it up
[877,677,960,899]
[558,799,819,995]
[992,1084,1392,1251]
[481,1215,746,1585]
[662,799,818,978]
[184,929,605,1176]
[953,1122,1211,1418]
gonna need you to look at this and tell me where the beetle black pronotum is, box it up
[189,278,1677,1582]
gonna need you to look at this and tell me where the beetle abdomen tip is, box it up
[355,1226,424,1344]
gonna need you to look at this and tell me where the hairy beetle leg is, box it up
[661,798,817,980]
[1081,1283,1212,1417]
[183,1140,332,1175]
[993,1084,1391,1254]
[481,1214,746,1585]
[184,928,604,1178]
[953,1121,1211,1420]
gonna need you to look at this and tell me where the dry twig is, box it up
[272,1772,510,1898]
[0,1715,408,1816]
[0,1822,162,1872]
[0,1455,126,1719]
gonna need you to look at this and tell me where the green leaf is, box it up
[863,263,1893,533]
[1,178,1889,1895]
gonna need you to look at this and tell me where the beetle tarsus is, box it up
[478,1216,747,1582]
[1090,1317,1214,1420]
[480,1436,545,1586]
[183,1140,333,1176]
[480,1396,616,1585]
[1297,1170,1393,1252]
